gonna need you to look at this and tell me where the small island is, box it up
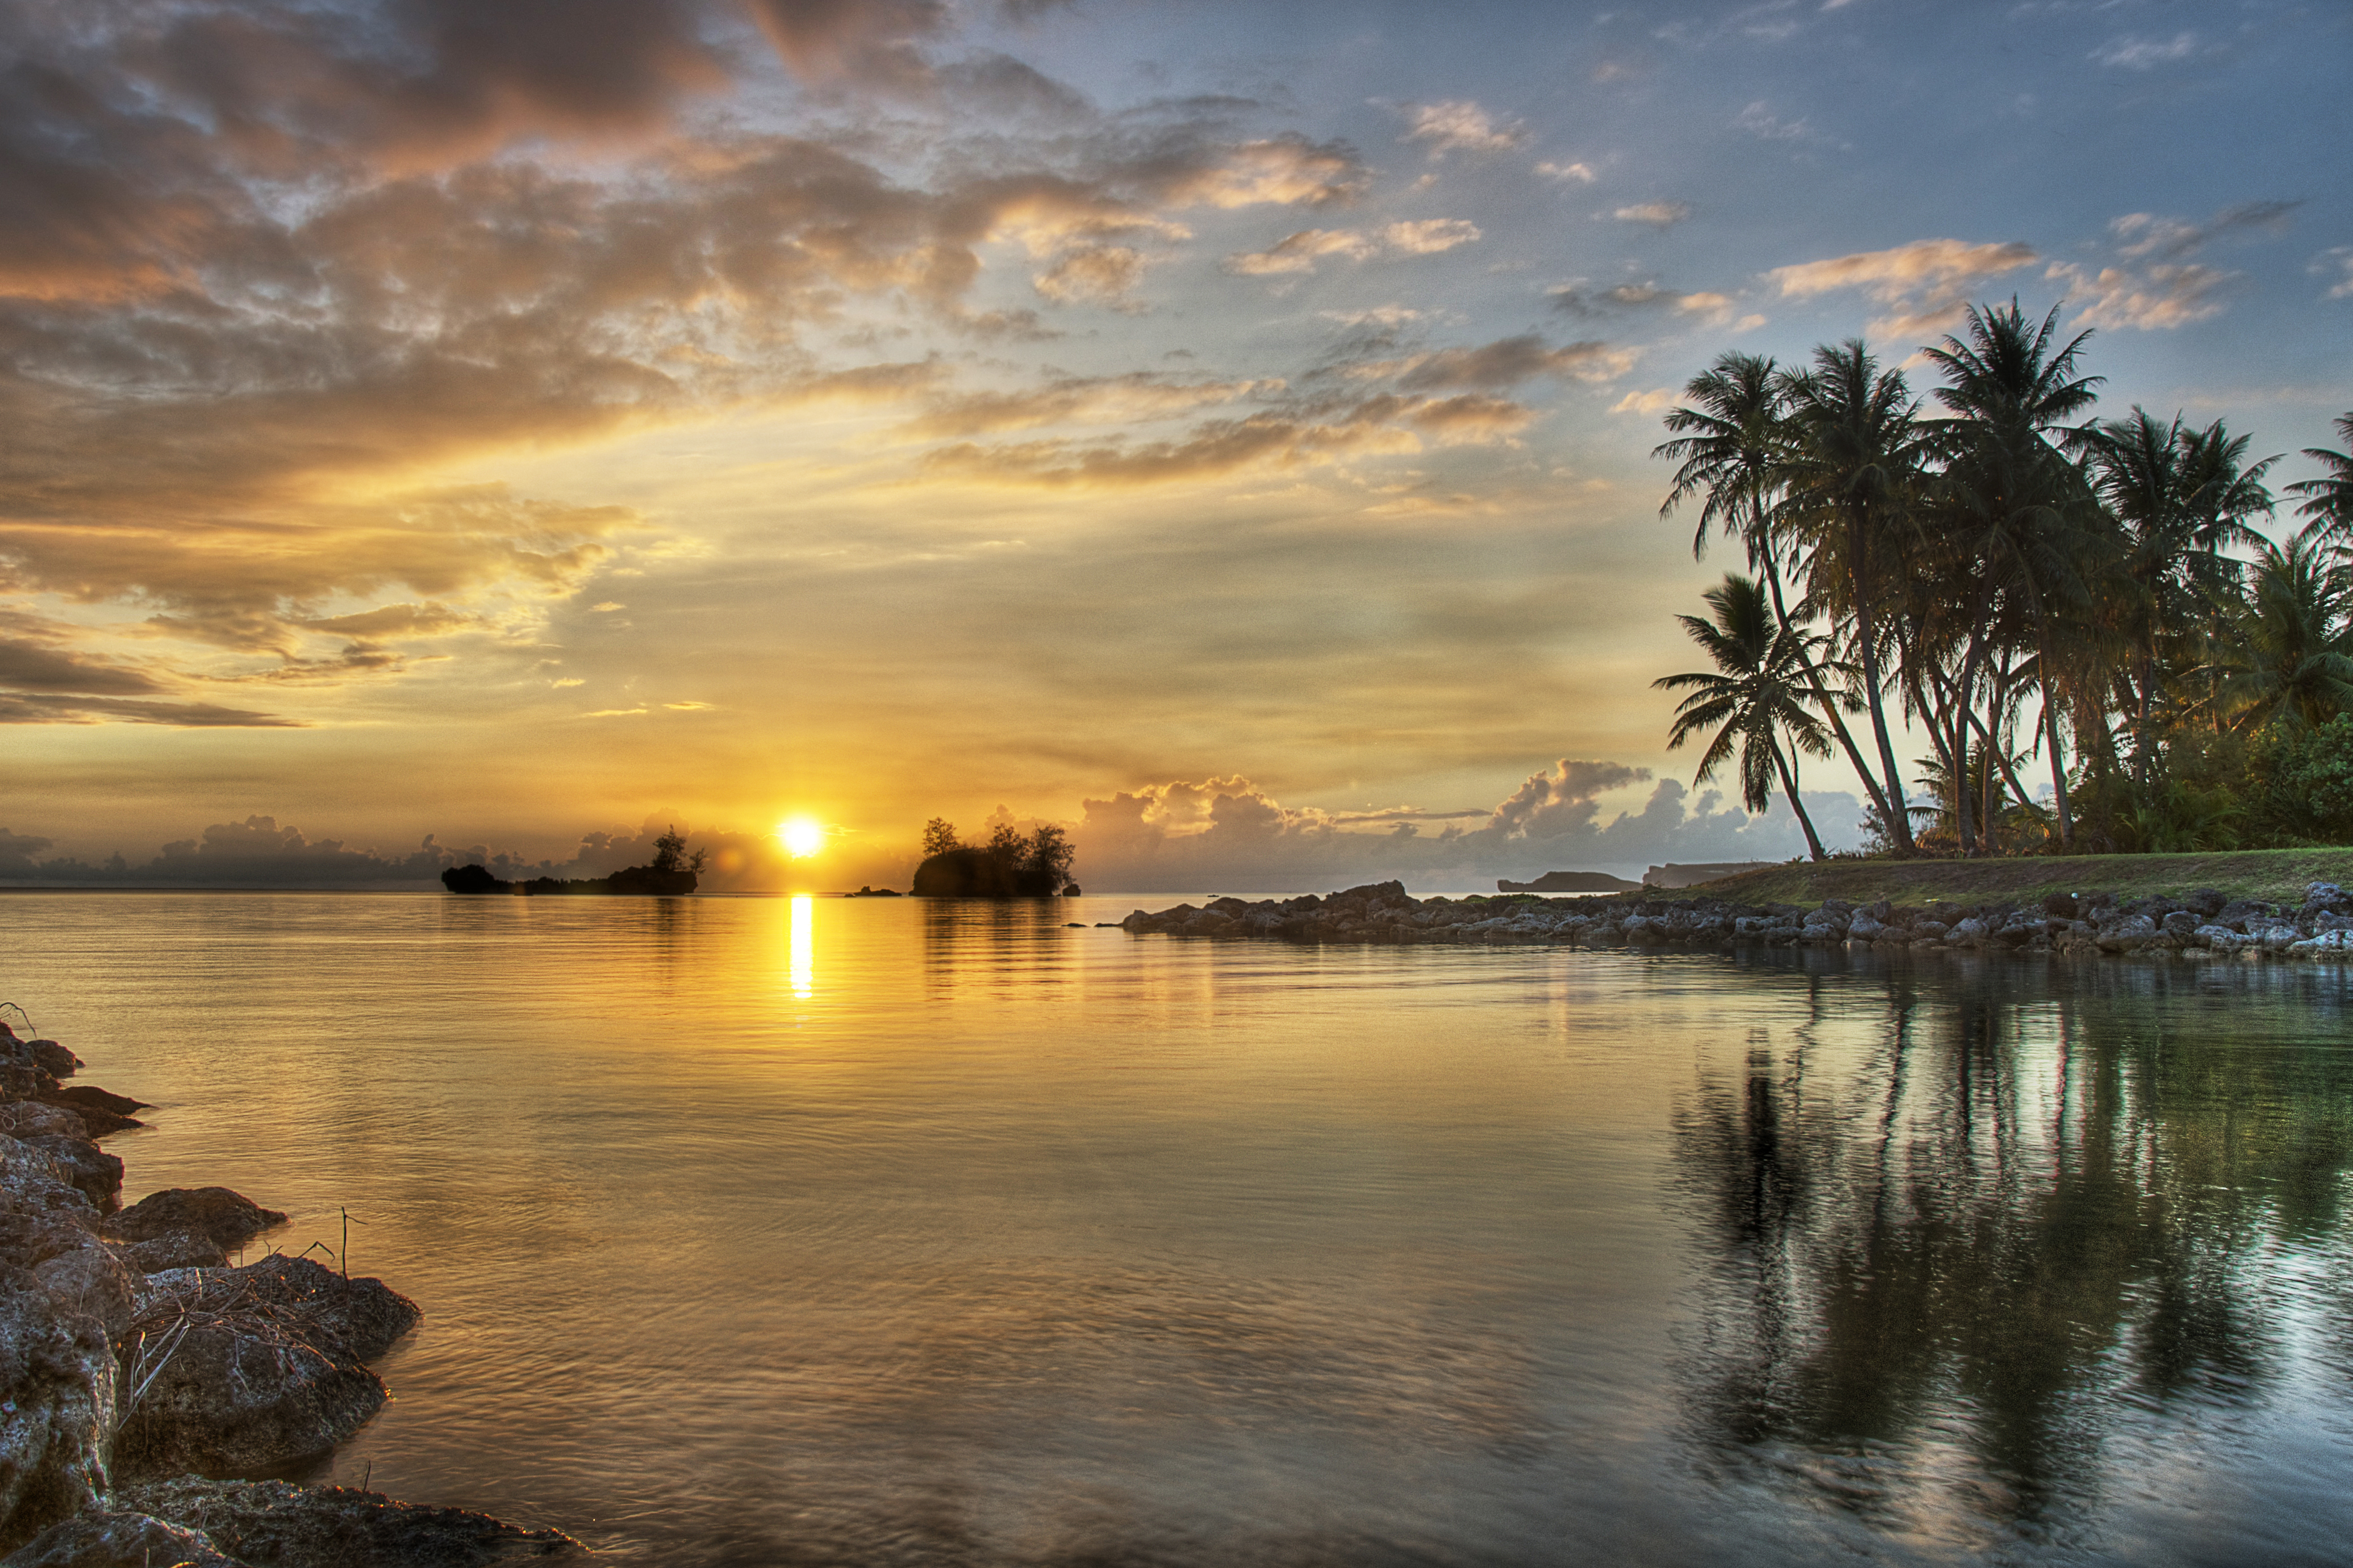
[441,826,704,897]
[911,818,1079,897]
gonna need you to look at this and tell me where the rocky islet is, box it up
[0,1018,583,1564]
[1118,878,2353,960]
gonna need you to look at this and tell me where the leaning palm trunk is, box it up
[1770,743,1828,860]
[1754,515,1898,837]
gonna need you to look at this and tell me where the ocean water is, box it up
[6,890,2352,1567]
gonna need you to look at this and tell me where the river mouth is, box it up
[14,891,2353,1566]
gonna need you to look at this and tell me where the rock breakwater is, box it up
[0,1017,583,1563]
[1119,879,2353,960]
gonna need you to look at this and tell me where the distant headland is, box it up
[442,826,703,896]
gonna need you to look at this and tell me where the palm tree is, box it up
[1776,341,1930,852]
[1920,299,2105,851]
[2287,412,2353,545]
[2210,525,2353,733]
[1654,573,1834,860]
[1655,353,1899,838]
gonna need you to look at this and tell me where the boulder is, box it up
[0,1141,96,1224]
[115,1230,231,1274]
[2195,924,2251,952]
[109,1189,286,1254]
[0,1267,117,1553]
[16,1138,120,1214]
[48,1086,148,1118]
[2181,888,2229,918]
[2096,914,2159,953]
[2,1511,246,1568]
[116,1478,587,1566]
[190,1256,420,1364]
[2289,929,2353,959]
[2161,910,2202,939]
[21,1045,77,1083]
[2041,892,2079,919]
[112,1296,386,1480]
[0,1108,82,1143]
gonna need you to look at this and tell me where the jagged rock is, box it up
[0,1108,81,1143]
[0,1141,96,1225]
[47,1086,147,1118]
[0,1266,118,1552]
[115,1230,231,1274]
[16,1139,120,1214]
[112,1298,386,1480]
[2096,914,2159,952]
[1,1510,246,1567]
[116,1478,587,1566]
[109,1189,286,1253]
[174,1257,420,1364]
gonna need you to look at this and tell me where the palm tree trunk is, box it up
[1759,548,1896,837]
[1847,516,1914,851]
[1772,746,1827,861]
[2026,592,2075,851]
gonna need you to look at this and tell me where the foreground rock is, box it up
[3,1510,243,1567]
[114,1257,416,1480]
[9,1479,586,1566]
[1119,879,2353,961]
[107,1188,287,1255]
[0,1266,118,1549]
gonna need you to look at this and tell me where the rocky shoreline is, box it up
[0,1017,583,1563]
[1118,879,2353,959]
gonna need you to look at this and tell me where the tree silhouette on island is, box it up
[912,818,1079,897]
[441,826,707,896]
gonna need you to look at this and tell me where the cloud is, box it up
[2045,261,2232,330]
[2319,249,2353,300]
[1768,237,2037,338]
[2038,204,2291,331]
[1395,334,1636,391]
[1069,762,1832,890]
[1550,283,1737,325]
[1610,388,1679,416]
[1032,244,1149,308]
[1382,219,1482,255]
[1536,161,1597,183]
[0,693,297,727]
[1399,101,1527,158]
[1613,202,1692,227]
[2092,32,2200,70]
[1223,228,1376,275]
[1732,102,1840,148]
[2110,201,2300,260]
[894,373,1274,438]
[1223,219,1478,276]
[742,0,951,89]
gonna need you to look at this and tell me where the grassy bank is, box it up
[1689,848,2353,909]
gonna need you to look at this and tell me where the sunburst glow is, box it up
[778,818,826,859]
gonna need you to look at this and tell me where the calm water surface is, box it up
[5,892,2351,1566]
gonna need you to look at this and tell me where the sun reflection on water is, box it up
[788,894,813,998]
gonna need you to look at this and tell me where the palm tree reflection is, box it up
[1675,960,2353,1520]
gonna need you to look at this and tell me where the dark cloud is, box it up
[1396,334,1635,391]
[0,636,168,697]
[0,693,296,726]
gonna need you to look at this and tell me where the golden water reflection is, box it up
[788,893,813,998]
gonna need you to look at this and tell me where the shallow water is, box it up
[6,890,2352,1566]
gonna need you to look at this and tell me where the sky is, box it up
[1,0,2349,892]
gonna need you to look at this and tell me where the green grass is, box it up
[1689,847,2353,910]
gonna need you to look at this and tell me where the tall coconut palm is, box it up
[1920,299,2104,850]
[1655,353,1897,834]
[1654,573,1835,860]
[1776,341,1930,852]
[2211,525,2353,733]
[2287,412,2353,545]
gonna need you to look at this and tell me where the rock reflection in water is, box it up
[1674,953,2353,1546]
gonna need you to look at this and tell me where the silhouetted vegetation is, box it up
[441,825,703,896]
[912,819,1077,897]
[1654,300,2353,857]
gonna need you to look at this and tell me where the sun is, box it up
[777,817,826,859]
